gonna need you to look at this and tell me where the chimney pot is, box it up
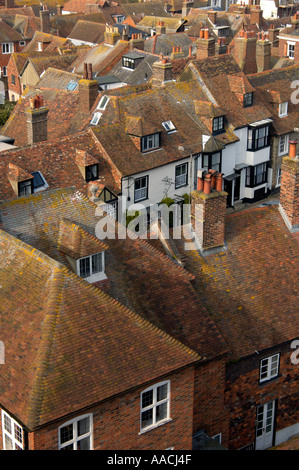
[289,140,298,158]
[203,174,211,194]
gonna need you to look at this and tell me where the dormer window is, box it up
[244,92,253,108]
[97,95,109,110]
[18,179,33,196]
[32,171,48,192]
[86,164,98,182]
[77,252,105,281]
[90,112,102,125]
[162,121,176,133]
[212,116,224,134]
[37,41,43,51]
[279,102,288,117]
[141,133,161,152]
[122,56,136,69]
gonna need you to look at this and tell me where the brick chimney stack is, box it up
[104,25,121,46]
[151,55,173,87]
[196,29,215,60]
[25,95,49,144]
[129,33,144,51]
[57,4,63,15]
[182,1,194,16]
[256,31,271,72]
[250,6,263,27]
[79,63,98,113]
[40,5,51,34]
[279,140,299,232]
[191,171,227,251]
[232,29,257,74]
[156,20,166,35]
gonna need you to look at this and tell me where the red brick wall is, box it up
[280,156,299,229]
[7,55,22,100]
[278,38,299,62]
[193,357,230,447]
[1,366,195,450]
[225,342,299,450]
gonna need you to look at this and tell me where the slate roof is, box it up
[108,49,159,85]
[0,224,201,429]
[173,205,299,359]
[144,32,193,56]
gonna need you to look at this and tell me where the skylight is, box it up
[66,81,78,91]
[90,112,103,126]
[97,95,109,110]
[162,121,176,133]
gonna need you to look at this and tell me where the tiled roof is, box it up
[0,18,23,41]
[173,205,299,359]
[0,187,228,364]
[2,14,40,39]
[21,31,70,53]
[36,67,82,90]
[0,224,201,429]
[50,12,107,38]
[26,52,79,76]
[183,55,272,129]
[0,130,120,201]
[247,64,299,136]
[138,16,185,32]
[67,20,106,44]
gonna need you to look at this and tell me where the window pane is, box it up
[157,383,168,402]
[92,253,102,274]
[77,436,90,450]
[60,424,73,444]
[79,257,91,277]
[5,435,13,450]
[14,423,23,443]
[60,443,74,450]
[141,409,153,429]
[142,389,153,408]
[4,414,12,433]
[78,417,90,437]
[156,402,168,422]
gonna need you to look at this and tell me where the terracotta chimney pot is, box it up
[289,140,298,158]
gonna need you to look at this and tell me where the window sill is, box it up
[138,418,172,435]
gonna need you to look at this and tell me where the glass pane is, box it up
[60,424,73,444]
[80,257,91,278]
[156,402,168,422]
[92,253,102,274]
[4,414,12,433]
[5,435,13,450]
[14,423,23,443]
[141,409,153,429]
[78,417,90,437]
[77,436,90,450]
[142,389,153,409]
[157,383,168,402]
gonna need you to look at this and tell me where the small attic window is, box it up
[279,102,288,117]
[77,252,105,282]
[244,92,253,108]
[97,95,109,110]
[32,171,48,192]
[122,56,136,69]
[90,112,102,125]
[86,164,98,182]
[212,116,224,134]
[162,121,176,133]
[66,81,78,91]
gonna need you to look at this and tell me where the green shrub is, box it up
[0,101,16,127]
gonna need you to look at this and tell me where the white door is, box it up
[255,401,275,450]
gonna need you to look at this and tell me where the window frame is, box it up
[134,175,149,203]
[18,179,33,197]
[1,410,24,450]
[140,380,171,433]
[212,116,224,134]
[202,151,221,173]
[97,95,109,110]
[58,413,93,450]
[243,92,253,108]
[247,124,270,151]
[85,163,98,182]
[2,42,13,54]
[246,162,268,188]
[90,112,102,125]
[287,42,295,59]
[77,252,105,280]
[259,353,280,384]
[141,133,161,152]
[175,162,188,189]
[278,134,289,156]
[278,101,288,117]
